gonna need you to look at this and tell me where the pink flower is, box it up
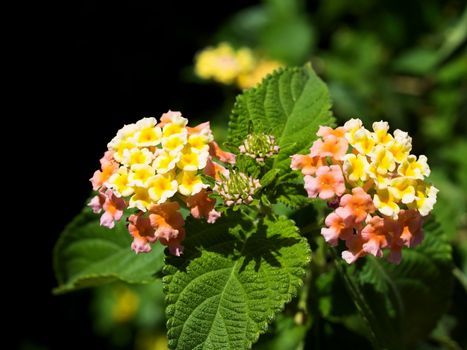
[90,151,118,190]
[309,135,348,161]
[321,211,354,246]
[317,126,346,139]
[128,213,155,253]
[342,234,367,264]
[88,191,106,214]
[209,141,236,164]
[100,189,126,229]
[149,202,186,256]
[398,209,424,248]
[186,189,221,224]
[290,154,324,176]
[204,158,229,180]
[304,165,345,200]
[336,187,376,224]
[361,216,388,258]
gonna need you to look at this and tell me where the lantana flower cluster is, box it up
[291,119,438,264]
[194,42,283,89]
[89,111,236,256]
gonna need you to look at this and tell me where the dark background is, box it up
[21,1,258,349]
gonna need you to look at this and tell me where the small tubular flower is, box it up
[291,118,437,264]
[290,154,324,176]
[336,187,375,224]
[343,153,369,183]
[90,111,230,255]
[186,189,221,224]
[100,189,126,229]
[321,212,354,246]
[304,165,345,200]
[309,135,348,161]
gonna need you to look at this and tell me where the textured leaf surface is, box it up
[163,215,310,350]
[227,65,334,170]
[356,217,453,348]
[54,207,164,294]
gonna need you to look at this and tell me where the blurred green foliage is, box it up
[84,0,467,349]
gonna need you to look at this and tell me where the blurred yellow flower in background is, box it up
[195,42,283,89]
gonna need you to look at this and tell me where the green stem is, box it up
[330,248,388,350]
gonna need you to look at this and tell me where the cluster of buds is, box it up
[89,111,236,255]
[291,119,438,264]
[214,170,261,206]
[239,133,280,164]
[194,42,283,89]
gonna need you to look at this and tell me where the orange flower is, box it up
[128,213,156,253]
[90,151,119,190]
[321,212,354,246]
[317,126,346,139]
[186,189,221,224]
[149,202,186,256]
[304,165,345,200]
[309,135,348,161]
[204,158,229,180]
[398,209,424,248]
[209,141,236,164]
[342,234,367,264]
[336,187,376,224]
[290,154,324,176]
[361,216,388,257]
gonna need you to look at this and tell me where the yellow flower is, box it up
[147,173,178,204]
[237,59,283,89]
[176,170,207,196]
[387,129,412,163]
[177,146,208,171]
[133,117,162,147]
[343,118,363,144]
[367,163,391,188]
[162,114,188,138]
[370,145,396,175]
[128,164,155,187]
[397,155,430,179]
[351,128,375,155]
[188,134,210,154]
[372,121,393,145]
[161,134,187,154]
[374,188,400,218]
[106,167,134,197]
[122,147,153,167]
[107,123,137,150]
[113,139,137,164]
[129,187,152,211]
[112,286,139,323]
[194,43,255,84]
[153,150,180,174]
[408,182,438,216]
[343,153,369,183]
[388,177,416,204]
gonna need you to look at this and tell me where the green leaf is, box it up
[53,207,165,294]
[260,169,281,187]
[227,65,334,170]
[163,215,311,350]
[344,217,453,349]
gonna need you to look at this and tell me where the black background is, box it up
[19,1,258,349]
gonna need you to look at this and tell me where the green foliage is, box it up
[228,65,334,170]
[53,208,164,294]
[163,215,311,350]
[341,217,453,349]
